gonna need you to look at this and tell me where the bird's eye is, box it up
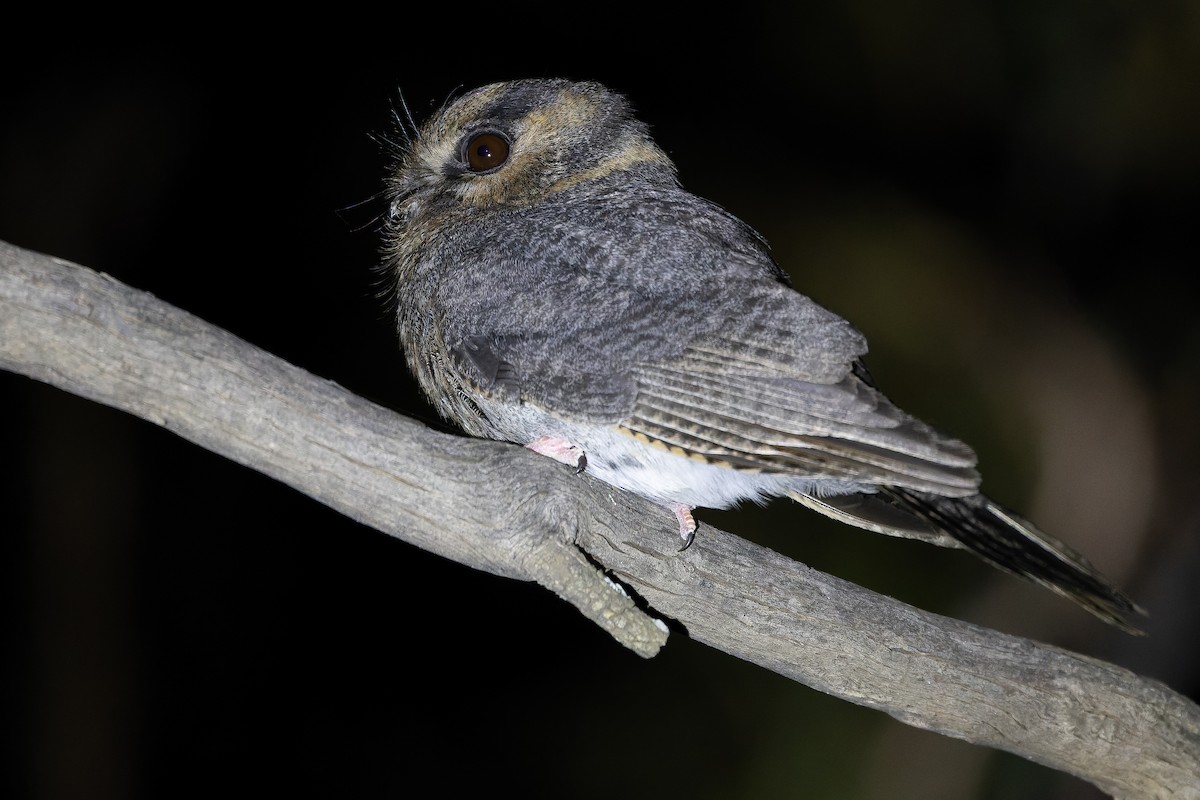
[464,132,510,173]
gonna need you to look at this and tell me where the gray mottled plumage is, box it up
[384,78,1142,632]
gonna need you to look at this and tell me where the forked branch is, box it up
[2,241,1197,799]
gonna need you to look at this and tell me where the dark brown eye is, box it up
[464,132,510,172]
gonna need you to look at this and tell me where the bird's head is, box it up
[387,79,676,220]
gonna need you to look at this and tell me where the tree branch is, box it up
[2,240,1197,799]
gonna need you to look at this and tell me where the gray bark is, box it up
[2,239,1197,799]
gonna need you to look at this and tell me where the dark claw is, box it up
[678,529,695,552]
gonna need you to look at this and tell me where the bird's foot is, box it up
[526,436,588,474]
[672,503,697,550]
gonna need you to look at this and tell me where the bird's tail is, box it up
[791,487,1145,633]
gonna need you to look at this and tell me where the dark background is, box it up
[3,5,1198,799]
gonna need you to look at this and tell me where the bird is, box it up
[382,78,1143,633]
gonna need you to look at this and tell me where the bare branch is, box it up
[2,240,1197,799]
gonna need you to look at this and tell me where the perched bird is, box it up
[383,78,1143,632]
